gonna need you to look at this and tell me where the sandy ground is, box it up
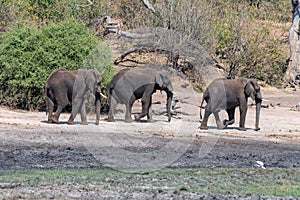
[0,82,300,199]
[0,83,300,170]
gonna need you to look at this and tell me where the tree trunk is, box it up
[286,0,300,88]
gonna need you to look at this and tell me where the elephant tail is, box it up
[105,88,113,112]
[45,86,53,115]
[199,92,207,120]
[199,97,205,120]
[45,87,50,115]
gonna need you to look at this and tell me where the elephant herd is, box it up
[45,68,262,131]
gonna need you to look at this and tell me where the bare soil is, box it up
[0,81,300,199]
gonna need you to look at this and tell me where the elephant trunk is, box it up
[166,90,173,122]
[95,87,101,125]
[255,97,262,131]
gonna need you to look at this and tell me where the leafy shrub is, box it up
[0,0,292,91]
[210,1,289,84]
[0,20,113,111]
[81,44,114,89]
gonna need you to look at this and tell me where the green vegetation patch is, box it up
[1,168,299,196]
[0,20,112,110]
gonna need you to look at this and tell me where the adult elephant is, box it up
[199,78,262,131]
[107,68,173,122]
[45,69,101,125]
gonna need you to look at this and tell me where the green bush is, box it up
[0,20,113,111]
[81,44,114,89]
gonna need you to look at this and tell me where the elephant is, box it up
[107,67,173,122]
[45,68,101,125]
[199,78,262,131]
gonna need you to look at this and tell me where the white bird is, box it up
[254,161,266,169]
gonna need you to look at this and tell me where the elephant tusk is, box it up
[100,93,107,99]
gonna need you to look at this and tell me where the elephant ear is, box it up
[85,69,99,93]
[71,70,86,99]
[155,71,173,91]
[155,71,164,88]
[244,80,256,100]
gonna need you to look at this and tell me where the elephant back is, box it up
[46,69,76,89]
[108,68,131,89]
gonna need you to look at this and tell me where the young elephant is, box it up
[45,69,101,125]
[199,78,262,131]
[107,67,173,122]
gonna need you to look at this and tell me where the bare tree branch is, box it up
[141,0,156,14]
[103,16,153,39]
[102,16,224,85]
[75,0,93,8]
[114,47,170,65]
[114,30,153,39]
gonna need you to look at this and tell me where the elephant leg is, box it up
[147,103,153,123]
[80,101,88,125]
[224,108,235,128]
[52,104,67,124]
[95,95,101,125]
[238,105,247,131]
[125,103,133,123]
[46,96,54,123]
[67,98,84,125]
[67,113,75,125]
[125,97,135,123]
[107,96,116,122]
[135,96,151,122]
[199,108,212,130]
[52,94,69,124]
[213,111,224,129]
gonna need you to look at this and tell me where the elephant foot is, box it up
[217,125,225,130]
[238,127,247,131]
[223,121,230,129]
[125,115,134,123]
[216,122,225,130]
[80,121,88,125]
[223,119,234,127]
[147,118,153,123]
[67,119,74,125]
[199,125,208,130]
[223,119,228,126]
[95,120,99,125]
[51,118,59,124]
[107,117,115,122]
[254,127,260,131]
[134,114,140,122]
[125,118,133,123]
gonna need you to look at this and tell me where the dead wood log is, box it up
[114,47,170,65]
